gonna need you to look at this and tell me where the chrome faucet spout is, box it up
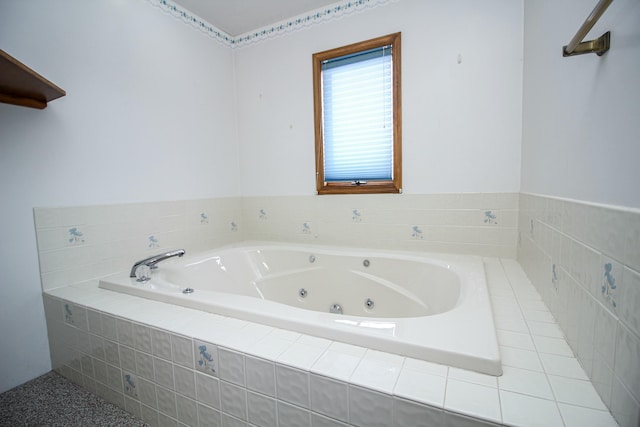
[129,249,185,278]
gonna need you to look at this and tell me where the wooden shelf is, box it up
[0,49,66,109]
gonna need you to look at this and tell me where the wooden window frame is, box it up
[313,32,402,195]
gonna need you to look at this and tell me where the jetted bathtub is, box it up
[99,242,502,375]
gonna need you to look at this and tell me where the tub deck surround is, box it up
[99,242,502,376]
[44,259,617,426]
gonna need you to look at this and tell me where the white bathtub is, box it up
[99,242,502,375]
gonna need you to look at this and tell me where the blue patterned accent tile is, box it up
[64,303,75,325]
[530,219,534,238]
[148,235,159,249]
[602,262,618,309]
[411,226,424,240]
[195,341,218,376]
[67,227,85,245]
[259,209,268,220]
[230,221,238,232]
[352,209,362,222]
[200,212,209,224]
[302,222,312,234]
[483,210,498,225]
[123,372,139,398]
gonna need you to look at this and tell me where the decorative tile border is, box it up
[147,0,394,48]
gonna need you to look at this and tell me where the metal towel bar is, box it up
[563,0,613,57]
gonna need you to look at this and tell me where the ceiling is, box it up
[172,0,340,36]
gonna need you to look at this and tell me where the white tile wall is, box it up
[43,256,620,427]
[518,193,640,427]
[33,193,519,290]
[242,193,518,257]
[34,198,244,290]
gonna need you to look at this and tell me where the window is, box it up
[313,33,401,195]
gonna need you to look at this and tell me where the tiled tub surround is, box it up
[517,193,640,427]
[34,198,244,291]
[44,259,617,427]
[241,194,518,258]
[33,193,518,292]
[99,242,501,376]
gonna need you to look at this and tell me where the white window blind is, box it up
[321,45,393,182]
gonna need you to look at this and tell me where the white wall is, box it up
[234,0,523,196]
[521,0,640,208]
[0,0,238,392]
[0,0,526,392]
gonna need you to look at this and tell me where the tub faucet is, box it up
[129,249,185,278]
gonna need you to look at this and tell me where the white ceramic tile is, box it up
[249,334,295,360]
[349,356,402,394]
[171,334,194,369]
[195,372,221,410]
[499,346,544,372]
[138,377,158,409]
[533,335,575,356]
[277,401,310,427]
[539,353,588,380]
[524,309,557,324]
[615,323,640,403]
[156,385,177,418]
[197,403,222,427]
[247,391,276,427]
[402,357,448,377]
[311,412,349,427]
[611,377,640,427]
[119,346,136,374]
[276,364,309,408]
[547,375,607,410]
[498,366,554,400]
[176,395,198,426]
[218,348,245,387]
[310,348,362,381]
[90,334,105,360]
[220,381,247,421]
[444,379,501,424]
[528,320,564,339]
[104,339,120,366]
[497,329,536,351]
[594,350,615,401]
[392,397,443,427]
[132,323,153,353]
[621,266,640,337]
[310,374,348,422]
[87,309,103,336]
[174,364,196,399]
[277,342,326,371]
[106,363,123,391]
[558,403,618,427]
[394,367,446,407]
[136,350,155,381]
[154,356,175,390]
[499,390,563,427]
[494,315,530,334]
[448,367,497,388]
[141,404,159,426]
[151,328,173,360]
[125,396,142,420]
[349,385,393,427]
[245,356,276,397]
